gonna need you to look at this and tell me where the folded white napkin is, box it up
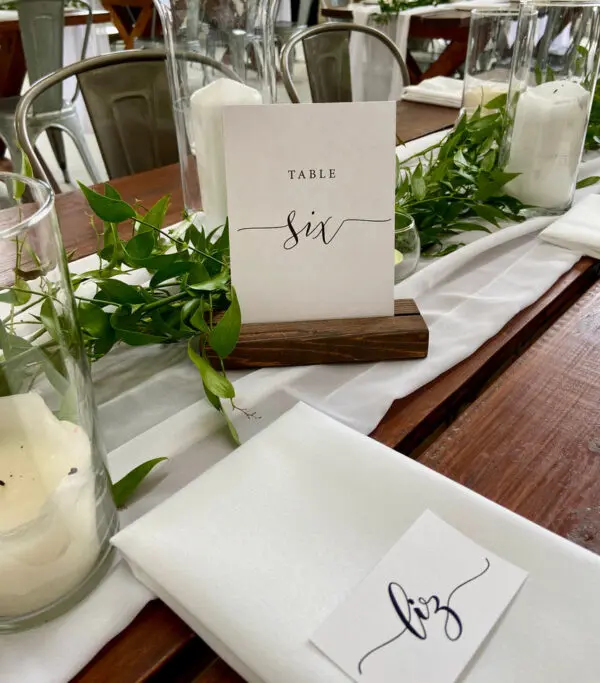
[540,193,600,258]
[402,76,463,108]
[113,403,600,683]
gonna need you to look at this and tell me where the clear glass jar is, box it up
[0,174,118,632]
[394,212,420,283]
[462,8,520,115]
[501,1,600,213]
[154,0,277,228]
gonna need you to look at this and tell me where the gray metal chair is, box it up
[15,48,242,184]
[280,22,410,103]
[0,0,102,184]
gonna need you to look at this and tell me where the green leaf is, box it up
[78,182,136,223]
[137,195,170,233]
[40,297,60,342]
[110,310,165,345]
[149,261,194,288]
[577,45,589,57]
[208,288,241,358]
[111,458,167,508]
[78,303,111,338]
[410,163,426,200]
[190,305,209,333]
[576,175,600,189]
[202,381,241,446]
[484,93,507,110]
[13,152,34,200]
[96,279,146,305]
[103,184,122,201]
[188,342,235,398]
[188,269,230,293]
[472,204,505,227]
[125,231,154,260]
[535,64,543,85]
[546,66,555,82]
[187,261,210,286]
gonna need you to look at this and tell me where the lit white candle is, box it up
[463,80,508,112]
[505,80,590,210]
[190,78,263,230]
[0,393,99,617]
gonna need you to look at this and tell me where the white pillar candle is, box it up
[0,393,99,617]
[190,78,263,230]
[462,80,508,112]
[505,80,590,210]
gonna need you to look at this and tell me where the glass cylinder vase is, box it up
[154,0,277,228]
[500,1,600,213]
[462,8,520,115]
[0,174,118,632]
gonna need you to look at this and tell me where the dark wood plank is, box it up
[417,277,600,552]
[71,601,198,683]
[371,257,600,452]
[192,659,245,683]
[210,299,428,369]
[396,100,456,144]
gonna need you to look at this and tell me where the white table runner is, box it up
[2,138,600,682]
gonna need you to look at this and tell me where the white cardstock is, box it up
[222,102,396,323]
[312,510,528,683]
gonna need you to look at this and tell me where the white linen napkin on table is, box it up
[402,75,463,107]
[113,402,600,683]
[540,193,600,258]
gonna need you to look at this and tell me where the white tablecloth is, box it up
[2,135,600,682]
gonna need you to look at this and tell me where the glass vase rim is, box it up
[0,173,54,241]
[471,7,521,16]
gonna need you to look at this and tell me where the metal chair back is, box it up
[280,22,410,103]
[15,48,243,182]
[18,0,93,114]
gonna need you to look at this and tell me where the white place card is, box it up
[223,102,396,324]
[312,510,528,683]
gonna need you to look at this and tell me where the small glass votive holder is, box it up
[462,8,519,115]
[394,212,420,283]
[500,1,600,214]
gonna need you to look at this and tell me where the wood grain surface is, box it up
[417,277,600,551]
[209,299,428,369]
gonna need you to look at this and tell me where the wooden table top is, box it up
[0,9,111,33]
[12,102,594,682]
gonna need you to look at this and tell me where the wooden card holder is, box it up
[212,299,428,370]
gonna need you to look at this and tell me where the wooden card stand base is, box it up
[213,299,428,370]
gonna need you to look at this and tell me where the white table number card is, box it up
[223,102,396,323]
[313,511,528,683]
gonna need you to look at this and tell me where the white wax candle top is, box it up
[190,78,263,231]
[190,77,263,109]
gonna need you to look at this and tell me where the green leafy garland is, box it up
[375,0,451,24]
[395,97,529,255]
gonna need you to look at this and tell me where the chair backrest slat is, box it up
[78,61,179,178]
[303,31,352,102]
[18,0,64,113]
